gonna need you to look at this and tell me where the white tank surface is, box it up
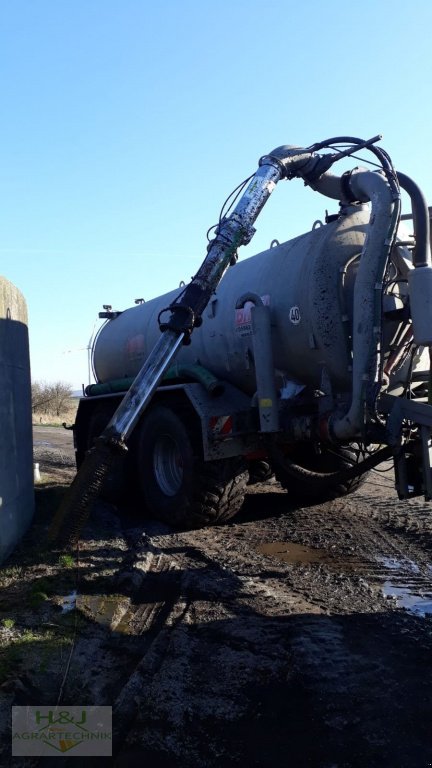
[0,277,34,564]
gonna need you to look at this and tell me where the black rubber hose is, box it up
[397,172,431,268]
[305,136,400,198]
[273,445,393,488]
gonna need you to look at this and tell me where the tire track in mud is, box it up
[239,483,432,617]
[316,491,432,613]
[112,488,432,767]
[125,480,432,626]
[52,482,432,767]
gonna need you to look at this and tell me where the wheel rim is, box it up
[153,434,184,496]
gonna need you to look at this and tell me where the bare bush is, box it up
[31,380,73,418]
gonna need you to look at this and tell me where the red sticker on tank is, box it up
[126,334,145,361]
[235,295,270,330]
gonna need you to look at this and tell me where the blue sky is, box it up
[1,0,431,389]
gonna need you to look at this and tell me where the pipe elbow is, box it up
[347,168,393,205]
[304,171,350,203]
[261,145,314,177]
[235,292,263,309]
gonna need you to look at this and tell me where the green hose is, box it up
[85,363,224,398]
[163,363,224,396]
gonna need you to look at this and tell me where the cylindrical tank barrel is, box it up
[0,277,34,563]
[93,209,370,396]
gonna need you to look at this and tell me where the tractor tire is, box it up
[272,442,369,502]
[137,405,248,528]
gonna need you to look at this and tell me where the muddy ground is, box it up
[1,427,432,766]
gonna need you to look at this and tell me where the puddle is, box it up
[382,583,432,616]
[258,541,432,617]
[258,541,332,564]
[61,590,77,613]
[377,556,432,616]
[257,541,359,569]
[376,555,420,574]
[77,594,130,632]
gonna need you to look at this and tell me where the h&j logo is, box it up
[12,706,112,757]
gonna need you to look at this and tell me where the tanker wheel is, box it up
[136,405,248,528]
[271,442,369,502]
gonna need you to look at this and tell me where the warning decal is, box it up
[235,295,270,336]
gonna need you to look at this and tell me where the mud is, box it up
[1,429,432,766]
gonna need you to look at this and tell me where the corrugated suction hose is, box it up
[48,437,127,548]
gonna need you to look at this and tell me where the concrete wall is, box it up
[0,277,34,563]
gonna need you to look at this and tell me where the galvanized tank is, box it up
[93,208,370,395]
[0,277,34,563]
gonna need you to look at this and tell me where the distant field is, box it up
[32,397,79,427]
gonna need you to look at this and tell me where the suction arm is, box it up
[102,155,300,443]
[102,143,343,443]
[49,142,322,546]
[103,142,401,444]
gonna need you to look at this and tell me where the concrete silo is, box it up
[0,277,34,563]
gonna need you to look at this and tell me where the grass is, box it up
[1,618,15,630]
[0,565,24,586]
[0,626,74,684]
[58,553,75,569]
[28,591,49,608]
[0,451,117,701]
[32,399,78,428]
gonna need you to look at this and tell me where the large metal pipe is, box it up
[397,172,431,268]
[302,169,351,203]
[288,153,403,440]
[328,170,400,440]
[235,293,279,432]
[398,172,432,347]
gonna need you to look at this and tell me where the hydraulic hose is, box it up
[273,445,393,487]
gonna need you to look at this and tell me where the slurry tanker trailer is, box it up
[71,136,432,530]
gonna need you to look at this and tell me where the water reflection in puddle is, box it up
[381,583,432,615]
[376,555,420,574]
[377,556,432,616]
[78,594,130,631]
[258,541,432,617]
[61,590,77,613]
